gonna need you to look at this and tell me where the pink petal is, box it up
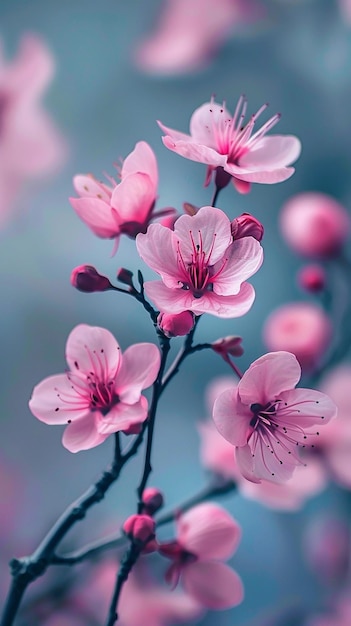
[225,165,296,184]
[73,175,112,201]
[174,206,232,265]
[327,444,351,489]
[115,343,161,403]
[238,351,302,406]
[280,388,337,429]
[162,136,226,167]
[213,237,263,296]
[62,412,109,452]
[69,196,120,238]
[29,374,89,424]
[240,135,301,170]
[136,224,180,288]
[111,172,155,224]
[144,279,256,318]
[212,387,252,446]
[6,35,54,100]
[189,102,232,147]
[235,445,261,483]
[66,324,122,379]
[236,440,297,484]
[182,561,244,609]
[97,397,148,435]
[178,503,241,560]
[121,141,158,189]
[157,120,194,143]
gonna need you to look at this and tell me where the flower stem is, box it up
[104,541,142,626]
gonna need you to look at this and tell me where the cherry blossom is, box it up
[136,206,263,318]
[212,352,337,483]
[0,34,65,227]
[29,324,160,452]
[160,502,243,609]
[158,96,301,193]
[69,141,173,252]
[135,0,263,75]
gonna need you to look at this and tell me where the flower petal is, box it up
[240,135,302,170]
[174,206,232,265]
[121,141,158,188]
[66,324,122,380]
[178,503,241,560]
[115,343,161,403]
[212,387,252,446]
[97,397,148,434]
[279,388,337,429]
[73,175,112,201]
[238,352,302,406]
[111,172,155,224]
[235,445,261,483]
[69,196,120,238]
[162,137,226,167]
[29,374,89,424]
[157,120,193,143]
[136,224,180,287]
[190,102,232,147]
[182,562,244,609]
[62,412,109,452]
[213,237,263,296]
[225,165,296,184]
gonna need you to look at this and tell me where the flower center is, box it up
[177,229,226,298]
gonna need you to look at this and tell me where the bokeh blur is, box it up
[1,0,351,624]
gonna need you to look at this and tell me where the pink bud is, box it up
[157,311,195,338]
[70,265,112,292]
[280,192,350,257]
[231,213,264,242]
[263,302,332,371]
[298,264,326,293]
[212,336,244,357]
[142,487,164,515]
[122,514,156,545]
[117,267,134,287]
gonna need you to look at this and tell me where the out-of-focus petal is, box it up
[182,561,244,609]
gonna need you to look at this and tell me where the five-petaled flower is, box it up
[159,502,243,609]
[158,96,301,193]
[69,141,174,253]
[212,351,337,483]
[136,205,263,318]
[29,324,161,452]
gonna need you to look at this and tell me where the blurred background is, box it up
[1,0,351,624]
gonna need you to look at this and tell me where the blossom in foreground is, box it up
[158,96,301,193]
[136,206,263,318]
[160,503,243,609]
[0,34,65,226]
[29,324,160,452]
[263,302,332,371]
[135,0,263,75]
[212,352,337,483]
[70,141,173,252]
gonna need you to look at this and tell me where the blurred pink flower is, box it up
[160,503,243,609]
[0,34,66,226]
[29,324,160,452]
[158,96,301,193]
[136,206,263,318]
[263,302,332,371]
[70,141,174,253]
[280,192,350,258]
[303,514,350,585]
[135,0,263,75]
[212,351,337,483]
[298,264,326,293]
[306,595,351,626]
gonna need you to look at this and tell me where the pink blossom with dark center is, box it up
[29,324,160,452]
[69,141,174,253]
[158,96,301,193]
[136,206,263,318]
[212,352,337,483]
[160,502,243,609]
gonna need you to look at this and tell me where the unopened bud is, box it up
[142,487,164,515]
[157,311,195,338]
[117,268,134,287]
[298,264,326,293]
[123,514,156,546]
[212,336,244,357]
[231,213,264,242]
[71,265,112,292]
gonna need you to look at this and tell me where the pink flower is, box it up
[263,302,332,371]
[69,141,173,252]
[160,503,243,609]
[158,96,301,193]
[280,192,350,257]
[135,0,263,75]
[29,324,160,452]
[136,206,263,318]
[0,34,66,226]
[212,351,337,483]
